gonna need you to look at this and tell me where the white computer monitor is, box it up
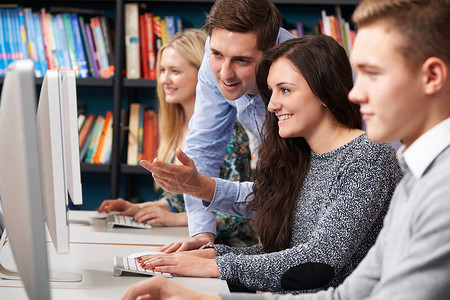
[61,71,83,206]
[0,60,52,300]
[37,69,70,254]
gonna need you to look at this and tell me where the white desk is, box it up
[0,210,229,299]
[68,210,190,246]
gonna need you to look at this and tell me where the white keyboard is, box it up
[113,256,172,278]
[106,214,152,229]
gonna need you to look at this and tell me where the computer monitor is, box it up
[37,69,70,254]
[0,60,52,300]
[61,71,83,206]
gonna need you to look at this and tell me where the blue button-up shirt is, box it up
[183,28,295,237]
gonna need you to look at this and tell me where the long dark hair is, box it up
[248,35,362,253]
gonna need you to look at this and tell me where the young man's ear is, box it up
[422,57,448,95]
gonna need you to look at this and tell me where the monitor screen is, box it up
[0,60,51,300]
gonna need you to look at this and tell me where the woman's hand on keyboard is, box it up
[98,198,139,216]
[133,207,187,227]
[137,251,220,278]
[121,275,220,300]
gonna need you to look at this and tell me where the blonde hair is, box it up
[352,0,450,70]
[155,29,207,163]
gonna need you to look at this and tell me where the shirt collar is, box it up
[397,117,450,179]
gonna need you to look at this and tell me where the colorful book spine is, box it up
[153,15,162,52]
[17,8,28,60]
[10,9,21,61]
[137,106,144,161]
[99,115,113,164]
[70,13,89,78]
[0,9,7,75]
[144,12,156,80]
[90,17,111,78]
[24,8,42,77]
[62,13,79,76]
[164,16,175,41]
[127,103,141,165]
[84,115,105,164]
[100,16,114,76]
[79,113,96,150]
[2,9,14,70]
[53,14,71,72]
[78,16,93,77]
[85,21,100,78]
[33,12,48,77]
[93,111,112,164]
[40,9,56,70]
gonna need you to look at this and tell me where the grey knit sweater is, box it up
[207,134,402,294]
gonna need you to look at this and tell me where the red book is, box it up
[142,110,158,161]
[78,114,96,150]
[139,14,150,79]
[145,13,157,80]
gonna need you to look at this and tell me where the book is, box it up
[99,16,114,76]
[53,14,71,72]
[84,115,105,163]
[40,9,56,70]
[78,113,96,150]
[164,16,175,41]
[93,110,112,164]
[17,8,28,60]
[142,110,158,161]
[79,116,97,161]
[137,106,144,161]
[24,8,44,77]
[144,12,156,80]
[91,16,111,78]
[153,15,162,52]
[98,115,113,164]
[2,9,14,72]
[32,12,48,77]
[70,13,89,78]
[78,16,95,77]
[175,16,183,34]
[160,18,167,46]
[84,21,100,78]
[139,14,149,79]
[296,22,304,37]
[127,103,141,165]
[62,13,79,76]
[78,113,86,132]
[0,10,6,76]
[124,3,140,79]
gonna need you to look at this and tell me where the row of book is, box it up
[0,6,114,78]
[124,3,183,80]
[290,10,356,58]
[78,105,159,166]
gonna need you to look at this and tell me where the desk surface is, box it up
[68,210,190,246]
[0,210,229,299]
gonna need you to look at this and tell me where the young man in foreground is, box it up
[122,0,450,299]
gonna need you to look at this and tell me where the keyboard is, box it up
[106,214,152,229]
[113,256,172,278]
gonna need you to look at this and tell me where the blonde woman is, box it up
[99,29,258,247]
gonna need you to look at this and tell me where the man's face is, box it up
[209,28,264,100]
[349,22,425,147]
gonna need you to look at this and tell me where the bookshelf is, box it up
[0,0,359,209]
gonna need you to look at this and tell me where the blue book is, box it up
[70,13,88,78]
[33,12,48,77]
[4,9,16,67]
[78,15,94,77]
[9,9,20,61]
[24,8,42,77]
[0,9,6,75]
[17,8,28,60]
[55,14,72,72]
[164,16,176,41]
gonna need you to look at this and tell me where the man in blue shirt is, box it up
[141,0,294,251]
